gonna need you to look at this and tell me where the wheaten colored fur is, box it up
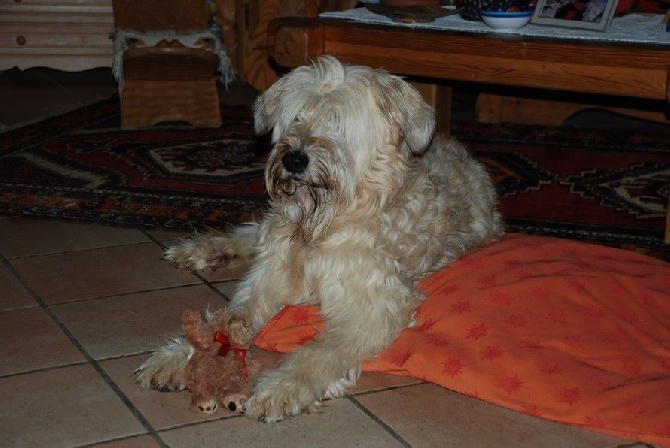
[137,56,503,422]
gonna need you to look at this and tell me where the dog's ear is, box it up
[252,83,280,136]
[376,74,436,155]
[182,310,211,350]
[252,66,303,138]
[209,308,230,331]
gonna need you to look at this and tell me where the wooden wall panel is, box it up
[111,0,209,32]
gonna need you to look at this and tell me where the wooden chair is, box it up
[112,0,223,129]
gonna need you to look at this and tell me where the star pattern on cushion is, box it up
[254,234,670,446]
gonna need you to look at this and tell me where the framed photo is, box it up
[531,0,619,30]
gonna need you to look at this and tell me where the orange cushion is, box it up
[254,234,670,445]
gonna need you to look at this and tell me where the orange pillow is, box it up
[255,234,670,446]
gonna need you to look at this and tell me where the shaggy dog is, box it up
[136,56,503,422]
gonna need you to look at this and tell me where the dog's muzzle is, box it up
[282,151,309,174]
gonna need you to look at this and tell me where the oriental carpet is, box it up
[1,97,667,259]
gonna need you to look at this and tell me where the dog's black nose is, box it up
[282,151,309,174]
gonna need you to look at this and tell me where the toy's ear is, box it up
[209,309,253,349]
[209,308,230,331]
[227,313,254,349]
[182,310,211,350]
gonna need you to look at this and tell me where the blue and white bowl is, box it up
[480,9,533,30]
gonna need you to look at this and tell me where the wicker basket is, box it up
[120,47,222,129]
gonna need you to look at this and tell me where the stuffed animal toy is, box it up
[181,308,279,414]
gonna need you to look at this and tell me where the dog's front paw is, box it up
[163,236,239,272]
[245,371,321,423]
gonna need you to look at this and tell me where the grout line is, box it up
[155,412,245,433]
[347,395,412,448]
[351,380,427,398]
[0,360,91,380]
[75,432,160,448]
[0,303,39,313]
[0,350,161,380]
[140,229,170,250]
[35,282,225,307]
[0,347,161,381]
[197,277,234,303]
[0,252,168,447]
[5,239,159,260]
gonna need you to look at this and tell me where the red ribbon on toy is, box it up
[213,331,249,382]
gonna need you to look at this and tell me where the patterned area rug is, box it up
[1,97,668,259]
[1,98,268,229]
[452,122,669,259]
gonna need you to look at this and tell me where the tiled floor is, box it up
[0,68,660,447]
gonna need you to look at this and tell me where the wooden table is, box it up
[267,16,670,124]
[266,15,670,243]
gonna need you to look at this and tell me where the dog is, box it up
[136,55,503,422]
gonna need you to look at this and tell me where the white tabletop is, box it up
[321,8,670,46]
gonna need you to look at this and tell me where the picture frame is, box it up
[531,0,619,31]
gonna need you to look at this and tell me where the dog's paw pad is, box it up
[195,398,219,414]
[224,394,248,414]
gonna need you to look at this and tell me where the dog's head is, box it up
[254,56,435,241]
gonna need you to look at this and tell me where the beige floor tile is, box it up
[355,383,633,447]
[0,364,145,447]
[0,218,150,258]
[53,284,228,359]
[144,228,194,243]
[159,399,405,447]
[0,262,35,310]
[213,279,239,300]
[101,354,226,430]
[0,307,85,375]
[11,242,200,304]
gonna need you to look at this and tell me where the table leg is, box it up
[666,67,669,244]
[665,192,670,244]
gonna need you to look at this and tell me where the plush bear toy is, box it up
[181,308,279,414]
